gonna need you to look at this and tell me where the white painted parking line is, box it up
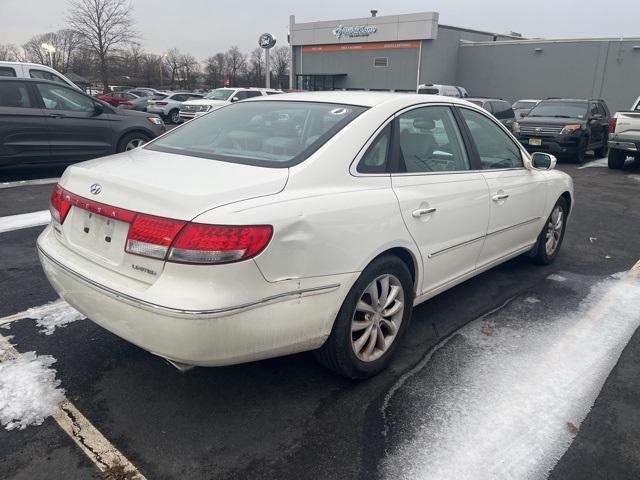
[0,178,59,189]
[0,334,146,479]
[381,260,640,480]
[0,210,50,234]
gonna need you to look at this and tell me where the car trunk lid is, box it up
[56,148,288,283]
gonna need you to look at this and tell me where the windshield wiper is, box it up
[550,115,572,118]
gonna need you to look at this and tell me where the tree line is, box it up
[0,0,290,91]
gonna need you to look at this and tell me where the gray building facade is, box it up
[289,11,640,113]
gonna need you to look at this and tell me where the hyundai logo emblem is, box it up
[90,183,102,195]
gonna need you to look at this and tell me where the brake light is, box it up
[50,185,273,264]
[125,215,186,260]
[167,224,273,264]
[50,184,71,224]
[609,117,618,133]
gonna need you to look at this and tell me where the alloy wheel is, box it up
[351,274,404,362]
[125,138,146,151]
[545,205,564,256]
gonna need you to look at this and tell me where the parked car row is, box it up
[179,87,281,121]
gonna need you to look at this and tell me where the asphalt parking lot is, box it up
[1,155,640,479]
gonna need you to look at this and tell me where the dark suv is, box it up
[0,78,166,169]
[515,98,610,163]
[465,98,516,131]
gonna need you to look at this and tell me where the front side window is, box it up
[36,83,94,112]
[460,108,523,170]
[146,101,366,167]
[0,82,32,108]
[0,67,17,77]
[29,69,67,85]
[395,106,470,173]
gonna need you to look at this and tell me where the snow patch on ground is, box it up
[525,297,541,304]
[627,174,640,182]
[577,157,608,169]
[26,301,84,335]
[547,273,567,282]
[381,272,640,480]
[0,351,65,430]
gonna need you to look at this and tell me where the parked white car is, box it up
[147,92,204,124]
[0,61,80,90]
[417,83,468,98]
[179,87,280,121]
[38,92,573,378]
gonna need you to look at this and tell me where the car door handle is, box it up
[412,207,437,217]
[492,194,509,201]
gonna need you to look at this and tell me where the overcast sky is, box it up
[2,0,640,59]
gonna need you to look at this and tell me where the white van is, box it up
[417,83,468,98]
[0,61,80,90]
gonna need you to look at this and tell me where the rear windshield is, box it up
[204,88,234,100]
[513,101,537,110]
[145,100,367,167]
[467,100,484,107]
[418,88,439,95]
[528,101,588,119]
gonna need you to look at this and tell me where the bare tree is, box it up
[165,48,182,89]
[224,46,246,86]
[67,0,137,89]
[0,43,22,62]
[248,48,264,87]
[271,46,291,89]
[23,30,82,72]
[179,53,200,90]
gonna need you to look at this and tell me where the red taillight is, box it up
[609,117,618,133]
[50,184,72,224]
[51,185,273,264]
[125,215,186,260]
[168,224,273,264]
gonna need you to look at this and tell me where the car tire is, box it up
[168,109,180,124]
[117,132,151,153]
[575,137,588,164]
[530,197,568,265]
[608,149,626,170]
[314,255,414,379]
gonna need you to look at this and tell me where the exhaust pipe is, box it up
[164,358,196,373]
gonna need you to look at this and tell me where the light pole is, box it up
[40,43,56,68]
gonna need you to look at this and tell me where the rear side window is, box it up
[0,82,32,108]
[358,124,391,174]
[36,83,94,112]
[29,69,68,85]
[146,101,366,167]
[0,67,17,77]
[395,106,470,173]
[459,108,523,170]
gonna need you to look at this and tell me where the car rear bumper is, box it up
[37,225,355,367]
[609,140,639,152]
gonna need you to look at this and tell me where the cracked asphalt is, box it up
[0,155,639,479]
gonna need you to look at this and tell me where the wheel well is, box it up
[561,191,572,213]
[375,247,417,292]
[118,129,151,144]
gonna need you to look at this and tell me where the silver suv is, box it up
[147,92,203,124]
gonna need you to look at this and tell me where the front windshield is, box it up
[528,101,588,119]
[145,100,367,167]
[204,89,234,100]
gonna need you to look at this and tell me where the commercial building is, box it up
[288,11,640,112]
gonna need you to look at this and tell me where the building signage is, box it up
[303,41,420,53]
[332,24,377,39]
[258,33,276,49]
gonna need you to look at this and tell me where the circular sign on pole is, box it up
[258,33,276,49]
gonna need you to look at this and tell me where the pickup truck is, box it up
[608,97,640,169]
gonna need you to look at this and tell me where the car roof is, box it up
[0,77,74,87]
[466,97,504,102]
[0,61,56,68]
[250,90,475,108]
[515,99,541,102]
[542,98,588,103]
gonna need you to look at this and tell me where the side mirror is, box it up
[231,96,240,102]
[93,103,104,116]
[531,152,557,170]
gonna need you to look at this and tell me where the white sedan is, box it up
[38,92,573,379]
